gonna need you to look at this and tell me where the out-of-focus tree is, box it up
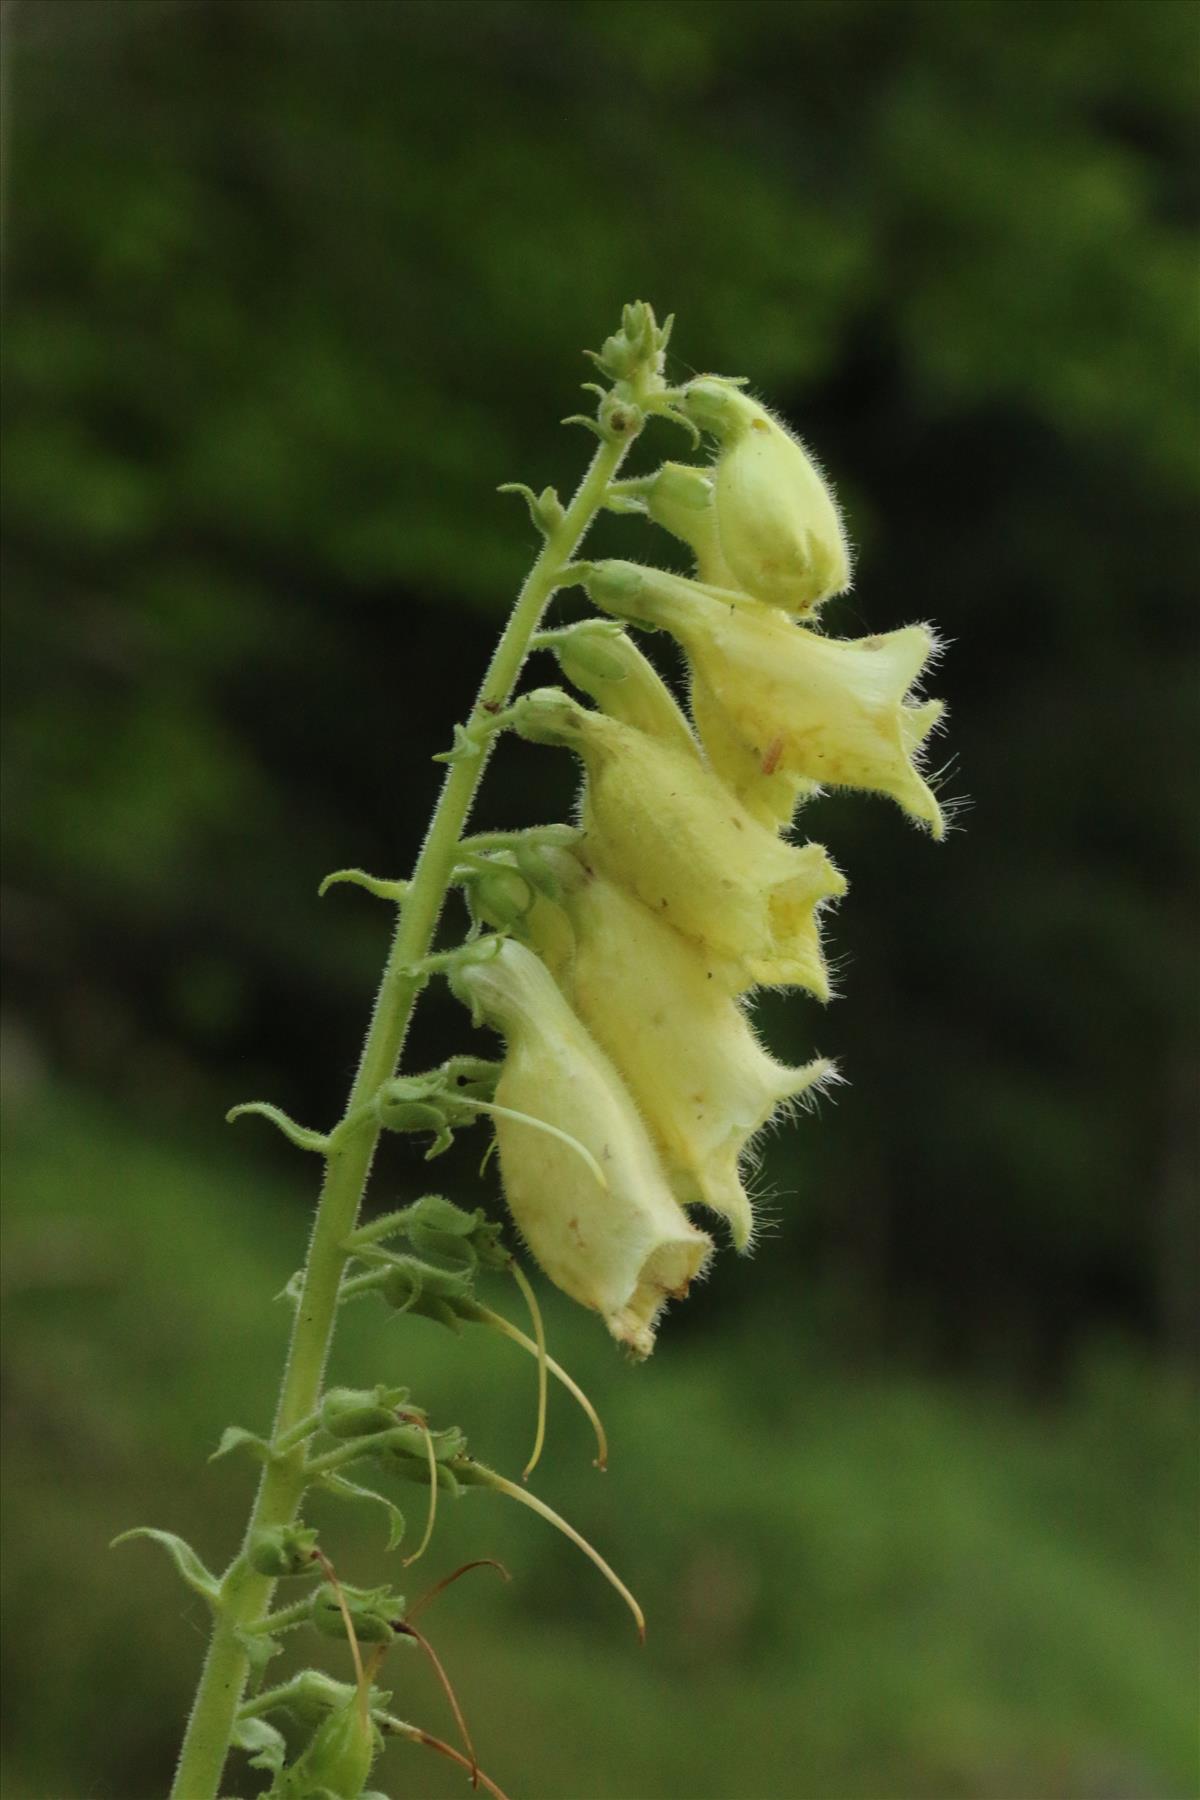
[3,0,1197,1367]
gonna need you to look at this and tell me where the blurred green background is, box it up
[2,3,1198,1797]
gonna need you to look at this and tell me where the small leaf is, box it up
[231,1715,286,1774]
[318,1473,407,1551]
[318,868,410,903]
[432,721,483,766]
[276,1268,304,1308]
[111,1527,220,1604]
[226,1102,330,1155]
[211,1425,274,1465]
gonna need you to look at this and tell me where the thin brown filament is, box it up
[475,1466,645,1641]
[508,1261,548,1480]
[384,1719,512,1800]
[408,1558,511,1624]
[396,1620,479,1787]
[314,1549,365,1694]
[476,1305,608,1469]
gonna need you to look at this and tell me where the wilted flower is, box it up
[521,859,831,1250]
[513,688,846,996]
[586,563,946,835]
[680,377,851,615]
[453,939,712,1358]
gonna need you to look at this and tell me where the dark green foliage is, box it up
[4,0,1195,1370]
[1,3,1197,1794]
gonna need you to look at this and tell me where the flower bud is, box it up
[641,461,735,588]
[553,622,698,758]
[587,563,945,835]
[454,939,712,1357]
[514,692,846,996]
[535,865,832,1249]
[680,378,851,614]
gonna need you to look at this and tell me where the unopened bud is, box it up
[679,377,851,614]
[554,621,697,758]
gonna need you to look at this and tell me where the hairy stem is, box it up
[170,422,638,1800]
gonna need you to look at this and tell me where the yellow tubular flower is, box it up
[522,862,832,1251]
[681,377,852,615]
[512,689,847,997]
[586,563,946,836]
[689,668,816,832]
[455,939,713,1358]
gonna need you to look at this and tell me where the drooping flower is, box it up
[586,562,946,836]
[518,857,831,1250]
[512,688,846,996]
[453,939,712,1358]
[679,377,852,615]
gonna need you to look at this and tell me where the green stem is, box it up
[170,421,638,1800]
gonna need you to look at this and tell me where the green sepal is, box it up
[316,1473,407,1552]
[405,1194,506,1270]
[248,1523,321,1578]
[378,1254,475,1321]
[226,1102,330,1156]
[385,1425,468,1494]
[231,1716,287,1774]
[212,1425,275,1466]
[110,1527,220,1605]
[309,1581,407,1644]
[239,1669,362,1730]
[320,1384,411,1440]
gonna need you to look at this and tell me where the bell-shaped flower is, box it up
[680,377,852,615]
[522,861,831,1250]
[512,688,846,996]
[453,939,712,1358]
[586,563,946,836]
